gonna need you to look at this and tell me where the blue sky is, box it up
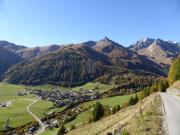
[0,0,180,47]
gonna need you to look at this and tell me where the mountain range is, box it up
[0,37,179,86]
[16,44,62,59]
[129,38,180,65]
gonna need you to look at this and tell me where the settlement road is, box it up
[26,97,46,135]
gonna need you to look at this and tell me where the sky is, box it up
[0,0,180,47]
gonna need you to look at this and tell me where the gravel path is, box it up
[26,97,46,135]
[161,92,180,135]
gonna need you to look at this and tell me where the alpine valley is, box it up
[1,37,180,135]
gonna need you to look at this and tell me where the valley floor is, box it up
[0,82,167,135]
[0,82,132,135]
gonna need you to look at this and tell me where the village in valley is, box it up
[28,88,99,107]
[1,86,100,134]
[1,1,179,134]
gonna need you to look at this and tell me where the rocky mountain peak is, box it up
[142,37,154,42]
[94,37,125,54]
[103,36,111,41]
[98,36,113,44]
[129,37,155,51]
[130,38,180,65]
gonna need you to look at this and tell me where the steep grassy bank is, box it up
[66,93,163,135]
[120,94,165,135]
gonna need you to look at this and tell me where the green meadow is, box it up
[81,94,135,109]
[58,82,115,93]
[0,82,26,101]
[30,100,65,118]
[28,84,55,91]
[65,94,135,129]
[0,99,34,130]
[0,83,54,131]
[0,82,135,135]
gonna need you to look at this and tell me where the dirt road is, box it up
[26,97,46,135]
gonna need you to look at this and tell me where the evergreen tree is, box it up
[116,104,121,111]
[134,94,139,103]
[92,102,104,121]
[112,106,116,114]
[129,95,139,106]
[158,79,169,92]
[128,97,135,106]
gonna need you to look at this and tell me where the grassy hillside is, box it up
[65,111,91,128]
[81,94,135,109]
[66,94,135,128]
[121,94,164,135]
[41,94,135,135]
[66,93,163,135]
